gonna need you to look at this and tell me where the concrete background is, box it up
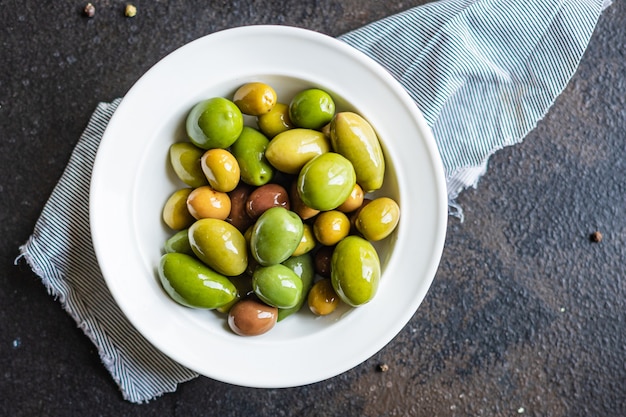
[2,1,624,415]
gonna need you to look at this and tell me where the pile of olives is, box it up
[159,82,401,336]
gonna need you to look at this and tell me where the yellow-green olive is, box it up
[169,142,209,188]
[163,188,195,230]
[188,218,248,276]
[355,197,400,241]
[200,148,240,192]
[330,112,385,192]
[257,102,294,138]
[292,223,316,256]
[265,128,330,174]
[233,82,277,116]
[331,235,380,307]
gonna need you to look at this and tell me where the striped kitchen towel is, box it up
[18,0,606,403]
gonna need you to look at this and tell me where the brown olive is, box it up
[228,298,278,336]
[245,183,290,219]
[226,183,254,232]
[314,245,334,278]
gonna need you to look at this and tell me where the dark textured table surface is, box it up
[2,1,625,416]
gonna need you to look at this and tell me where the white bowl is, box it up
[90,25,447,388]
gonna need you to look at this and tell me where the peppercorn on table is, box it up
[3,1,625,415]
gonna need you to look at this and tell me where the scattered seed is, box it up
[590,231,603,243]
[83,3,95,18]
[125,4,137,17]
[378,363,389,372]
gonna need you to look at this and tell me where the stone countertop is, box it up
[2,1,624,416]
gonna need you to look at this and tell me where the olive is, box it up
[355,197,400,241]
[186,185,231,220]
[331,235,380,306]
[257,102,294,138]
[158,253,237,309]
[252,264,303,309]
[265,128,330,174]
[245,183,290,219]
[297,152,356,211]
[186,97,243,149]
[308,278,340,316]
[337,183,364,213]
[188,218,248,276]
[289,88,335,129]
[292,223,316,256]
[314,245,334,278]
[250,207,304,266]
[233,82,277,116]
[162,188,195,230]
[277,253,315,321]
[200,148,240,192]
[226,183,254,232]
[164,229,194,256]
[289,180,319,220]
[230,126,274,186]
[313,210,350,246]
[228,298,278,336]
[330,112,385,192]
[169,142,208,188]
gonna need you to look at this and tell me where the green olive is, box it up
[289,88,335,129]
[163,188,195,230]
[158,252,237,309]
[252,264,303,309]
[250,207,304,266]
[257,102,294,138]
[200,148,240,192]
[230,126,275,186]
[355,197,400,241]
[277,253,315,321]
[265,128,330,174]
[330,112,385,192]
[233,82,277,116]
[313,210,350,246]
[297,152,356,211]
[169,142,209,188]
[188,218,248,276]
[164,229,194,256]
[331,235,380,307]
[186,97,243,149]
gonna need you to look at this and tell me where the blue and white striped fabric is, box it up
[18,0,606,403]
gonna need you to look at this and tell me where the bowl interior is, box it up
[133,73,401,339]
